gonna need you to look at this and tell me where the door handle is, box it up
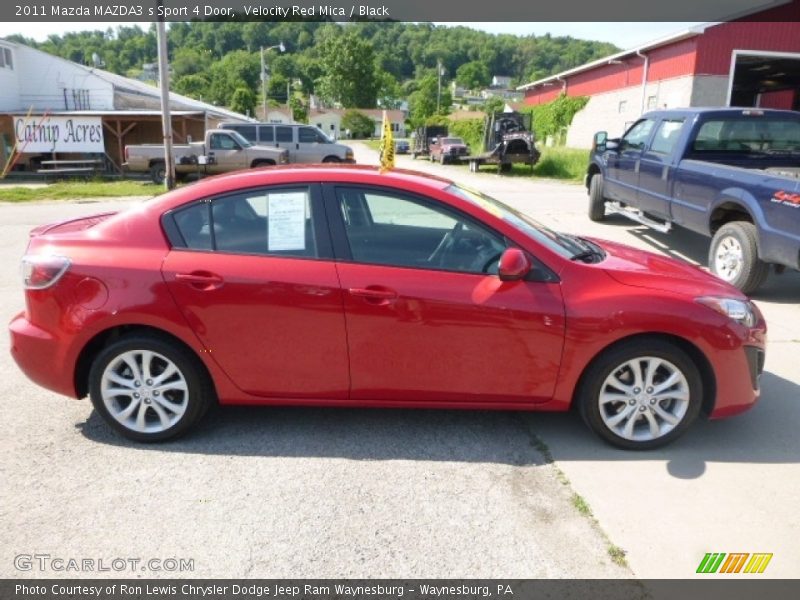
[175,271,224,290]
[348,286,398,303]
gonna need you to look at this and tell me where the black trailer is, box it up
[411,125,449,159]
[465,112,540,173]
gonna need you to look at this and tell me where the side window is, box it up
[258,125,274,143]
[648,119,685,155]
[276,126,293,143]
[174,188,317,258]
[298,127,318,143]
[174,203,212,250]
[336,187,506,274]
[210,134,238,150]
[622,119,655,150]
[234,126,257,142]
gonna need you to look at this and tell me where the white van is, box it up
[220,123,355,164]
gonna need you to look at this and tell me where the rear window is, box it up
[693,118,800,152]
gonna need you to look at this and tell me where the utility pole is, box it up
[437,59,443,113]
[155,2,174,190]
[260,43,286,120]
[261,46,267,121]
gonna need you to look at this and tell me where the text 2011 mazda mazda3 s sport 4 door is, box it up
[10,166,766,449]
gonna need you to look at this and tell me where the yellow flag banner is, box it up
[379,110,395,173]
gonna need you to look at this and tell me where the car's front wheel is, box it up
[88,335,213,442]
[588,173,607,222]
[578,339,702,449]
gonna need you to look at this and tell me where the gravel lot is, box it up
[1,145,798,580]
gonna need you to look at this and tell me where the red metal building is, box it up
[519,0,800,147]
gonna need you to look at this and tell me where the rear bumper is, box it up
[9,312,77,398]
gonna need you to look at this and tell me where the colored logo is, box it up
[696,552,773,574]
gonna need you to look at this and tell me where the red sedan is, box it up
[10,166,766,449]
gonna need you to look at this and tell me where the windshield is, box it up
[447,184,593,259]
[227,130,253,148]
[442,138,463,145]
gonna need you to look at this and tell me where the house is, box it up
[254,107,294,123]
[0,38,252,171]
[518,0,800,147]
[491,75,512,89]
[309,108,406,139]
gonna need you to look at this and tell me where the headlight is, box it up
[696,296,757,327]
[345,149,354,159]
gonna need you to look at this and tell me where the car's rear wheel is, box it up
[588,173,607,222]
[149,162,166,185]
[709,221,768,294]
[578,339,702,449]
[88,335,213,442]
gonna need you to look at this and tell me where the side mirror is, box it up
[498,247,531,282]
[594,131,608,146]
[605,138,620,151]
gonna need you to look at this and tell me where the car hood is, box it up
[591,238,746,299]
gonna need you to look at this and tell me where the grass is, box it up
[496,147,590,182]
[0,180,162,203]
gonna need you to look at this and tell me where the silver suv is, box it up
[221,123,355,164]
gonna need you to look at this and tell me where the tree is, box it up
[341,110,375,139]
[206,50,260,106]
[230,87,257,116]
[173,74,210,99]
[376,71,403,109]
[456,61,490,90]
[409,73,452,127]
[482,96,506,114]
[289,96,308,124]
[316,32,378,108]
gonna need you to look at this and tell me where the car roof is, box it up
[641,107,800,120]
[145,165,455,212]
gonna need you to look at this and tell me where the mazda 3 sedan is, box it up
[10,166,766,449]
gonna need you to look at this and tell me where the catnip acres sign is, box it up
[14,116,104,153]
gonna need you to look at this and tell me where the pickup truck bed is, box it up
[586,107,800,293]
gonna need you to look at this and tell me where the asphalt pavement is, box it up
[0,146,798,580]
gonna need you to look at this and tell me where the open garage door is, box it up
[727,51,800,110]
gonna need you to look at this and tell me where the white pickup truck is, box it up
[124,129,288,183]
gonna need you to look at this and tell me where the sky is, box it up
[0,22,703,51]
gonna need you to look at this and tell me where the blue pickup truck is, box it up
[586,108,800,293]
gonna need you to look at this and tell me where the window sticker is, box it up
[268,192,307,251]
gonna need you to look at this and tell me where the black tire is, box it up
[251,159,275,168]
[588,173,607,222]
[578,338,703,450]
[499,162,512,173]
[708,222,768,294]
[88,335,214,442]
[149,162,166,185]
[322,156,341,164]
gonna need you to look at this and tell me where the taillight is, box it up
[21,255,70,290]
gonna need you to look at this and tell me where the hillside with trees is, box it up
[6,21,618,123]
